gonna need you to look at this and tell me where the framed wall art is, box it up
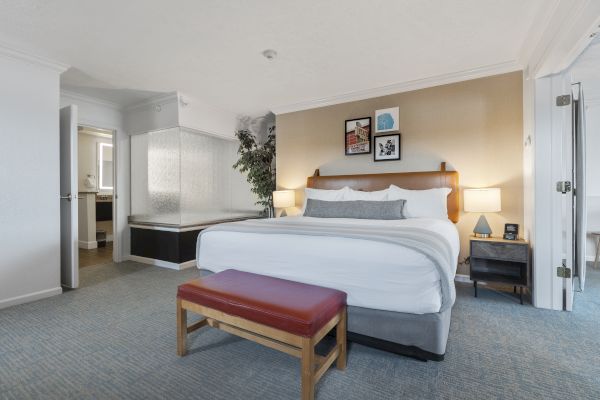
[374,134,401,162]
[375,107,399,133]
[345,117,371,155]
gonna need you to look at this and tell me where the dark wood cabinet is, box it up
[469,237,530,304]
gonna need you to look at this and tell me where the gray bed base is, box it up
[198,269,451,361]
[344,305,451,361]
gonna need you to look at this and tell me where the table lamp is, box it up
[273,190,295,217]
[464,188,501,238]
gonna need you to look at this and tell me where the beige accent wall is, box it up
[276,72,524,274]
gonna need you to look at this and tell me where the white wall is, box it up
[585,104,600,260]
[60,91,130,262]
[178,93,239,139]
[0,51,65,308]
[522,72,534,245]
[124,93,179,135]
[125,91,239,140]
[586,105,600,196]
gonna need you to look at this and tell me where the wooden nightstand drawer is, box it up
[471,241,528,262]
[470,237,530,304]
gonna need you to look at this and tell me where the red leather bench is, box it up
[177,269,347,400]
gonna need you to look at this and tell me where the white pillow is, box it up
[345,187,390,201]
[387,185,451,219]
[302,186,350,212]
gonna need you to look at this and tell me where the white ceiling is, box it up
[0,0,548,115]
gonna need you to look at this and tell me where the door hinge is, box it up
[556,181,572,194]
[557,266,572,278]
[556,95,571,106]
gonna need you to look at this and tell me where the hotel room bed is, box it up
[197,216,459,314]
[196,164,460,360]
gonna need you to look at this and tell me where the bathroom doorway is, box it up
[77,125,117,268]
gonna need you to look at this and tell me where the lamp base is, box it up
[473,214,492,238]
[279,208,287,218]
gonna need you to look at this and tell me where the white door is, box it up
[562,83,575,311]
[549,74,574,311]
[572,83,587,296]
[554,80,587,311]
[60,105,79,288]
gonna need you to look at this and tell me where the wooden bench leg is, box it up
[336,308,347,370]
[177,298,187,357]
[301,337,315,400]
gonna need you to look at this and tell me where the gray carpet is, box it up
[1,262,599,400]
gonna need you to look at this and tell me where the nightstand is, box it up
[469,237,530,304]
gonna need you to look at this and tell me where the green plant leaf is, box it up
[232,128,276,213]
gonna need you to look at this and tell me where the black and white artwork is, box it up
[374,134,401,162]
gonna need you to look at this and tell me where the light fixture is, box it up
[273,190,295,217]
[99,143,114,191]
[262,49,278,60]
[464,188,501,238]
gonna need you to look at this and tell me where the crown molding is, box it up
[521,0,600,78]
[124,91,179,112]
[60,89,122,111]
[270,60,521,115]
[517,0,561,77]
[179,125,238,142]
[0,42,68,73]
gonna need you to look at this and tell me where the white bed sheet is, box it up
[197,216,459,314]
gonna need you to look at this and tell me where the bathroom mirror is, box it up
[99,142,113,190]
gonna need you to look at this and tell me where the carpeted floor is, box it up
[1,262,599,400]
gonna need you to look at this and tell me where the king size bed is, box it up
[196,163,460,361]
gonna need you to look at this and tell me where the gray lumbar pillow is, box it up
[303,199,406,220]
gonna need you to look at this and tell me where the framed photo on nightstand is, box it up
[503,223,519,240]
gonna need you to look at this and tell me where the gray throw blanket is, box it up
[197,219,456,312]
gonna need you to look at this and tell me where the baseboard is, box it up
[454,274,472,283]
[78,240,97,250]
[127,255,196,270]
[0,286,62,310]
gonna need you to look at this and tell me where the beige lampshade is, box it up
[464,188,501,212]
[273,190,295,208]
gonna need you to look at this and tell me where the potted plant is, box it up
[233,126,276,217]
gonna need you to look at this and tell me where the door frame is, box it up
[78,123,119,263]
[60,105,79,288]
[523,5,600,310]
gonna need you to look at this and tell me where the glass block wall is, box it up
[130,127,261,226]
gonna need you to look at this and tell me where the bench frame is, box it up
[177,298,347,400]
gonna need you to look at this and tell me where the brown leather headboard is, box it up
[306,162,460,223]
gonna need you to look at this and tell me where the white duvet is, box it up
[197,216,460,314]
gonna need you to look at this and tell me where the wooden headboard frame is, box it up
[306,162,460,223]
